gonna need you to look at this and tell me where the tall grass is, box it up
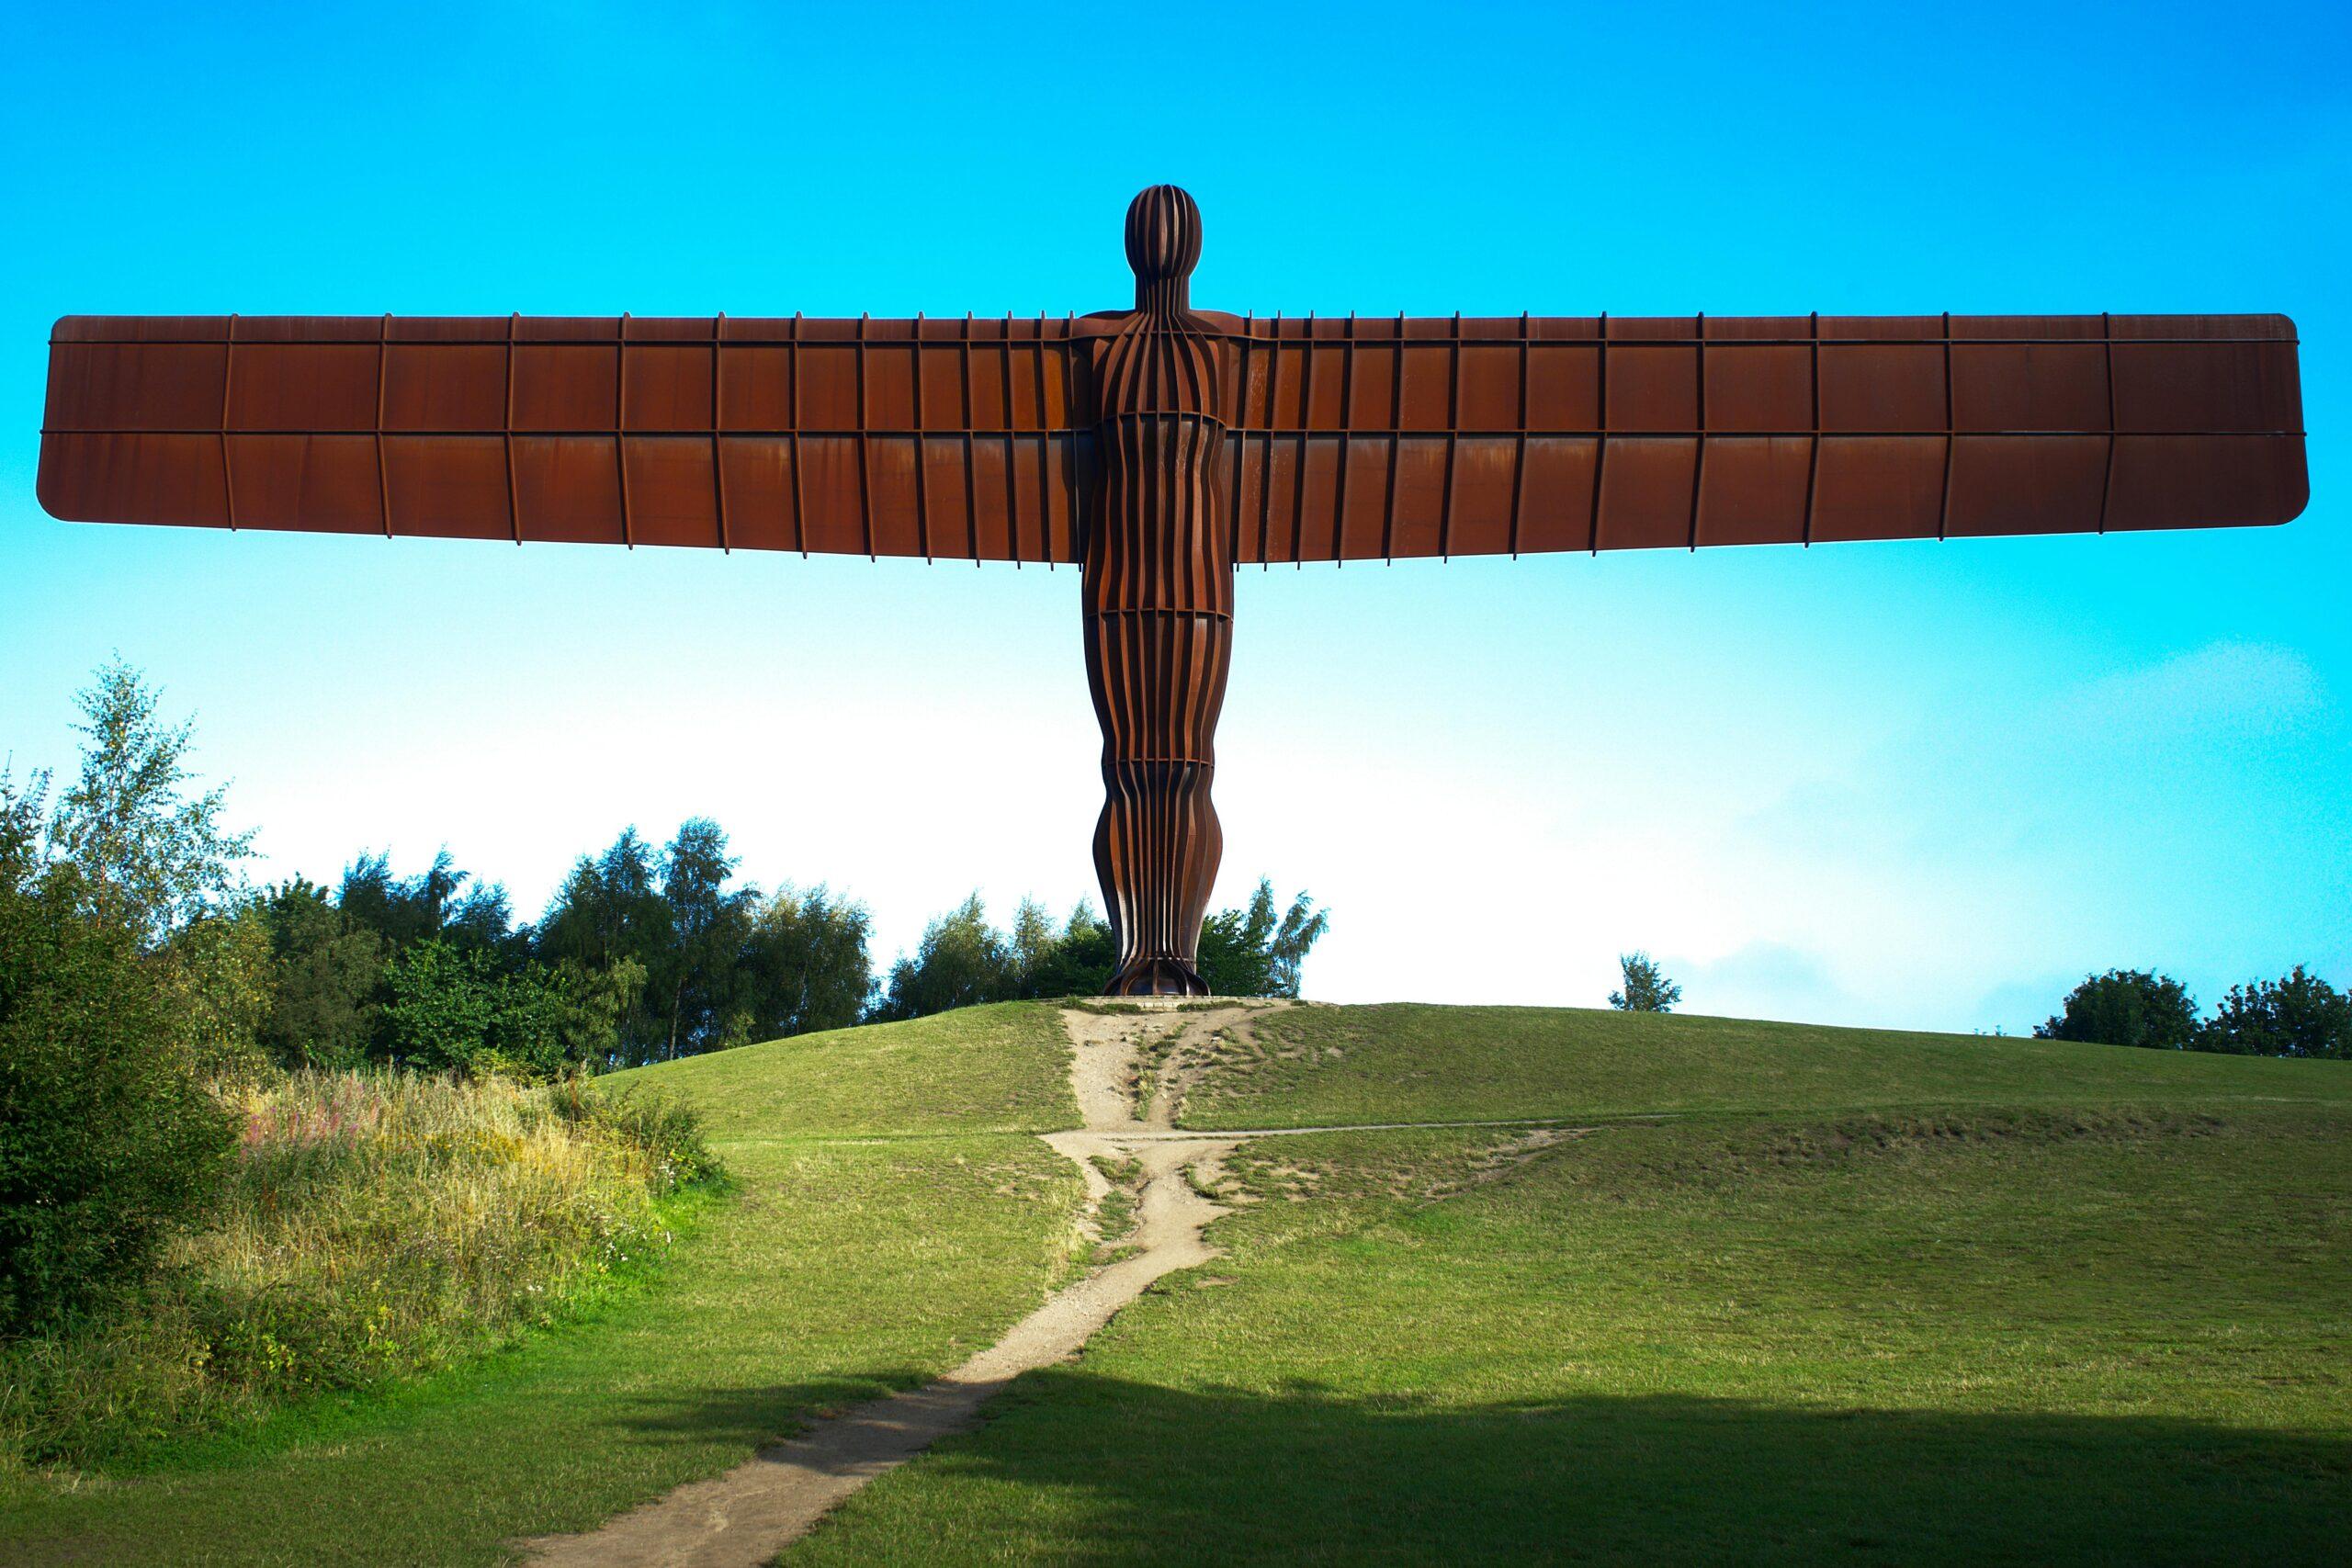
[1,1070,718,1471]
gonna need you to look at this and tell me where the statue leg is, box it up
[1082,412,1232,996]
[1086,618,1229,996]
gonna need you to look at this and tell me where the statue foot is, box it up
[1102,956,1211,998]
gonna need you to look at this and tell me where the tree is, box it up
[2035,969,2199,1051]
[1008,897,1061,989]
[1199,879,1329,998]
[0,863,237,1331]
[254,877,386,1070]
[553,955,648,1070]
[1265,884,1329,998]
[444,881,519,958]
[734,886,873,1042]
[2,665,273,1080]
[2199,966,2351,1060]
[1020,903,1116,998]
[44,660,254,945]
[654,818,753,1060]
[0,765,50,891]
[338,849,514,957]
[537,829,668,971]
[874,893,1014,1021]
[874,881,1329,1021]
[536,828,673,1055]
[531,823,871,1065]
[1609,952,1681,1012]
[154,903,276,1082]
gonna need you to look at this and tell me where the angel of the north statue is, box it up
[37,186,2309,996]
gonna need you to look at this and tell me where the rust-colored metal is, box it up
[37,187,2312,994]
[1084,186,1229,996]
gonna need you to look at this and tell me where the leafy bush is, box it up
[379,939,638,1079]
[2036,970,2200,1051]
[0,867,237,1335]
[0,1070,720,1469]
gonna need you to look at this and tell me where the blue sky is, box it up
[3,1,2345,1030]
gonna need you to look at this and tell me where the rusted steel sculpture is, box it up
[37,186,2310,995]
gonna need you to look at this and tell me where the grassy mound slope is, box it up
[616,1001,1080,1140]
[6,998,2346,1565]
[0,1002,1082,1565]
[1181,1001,2352,1127]
[802,1009,2352,1565]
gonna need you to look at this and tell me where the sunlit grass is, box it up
[1,1070,713,1470]
[1181,1002,2352,1128]
[0,1006,1085,1566]
[798,1102,2352,1565]
[5,1001,2346,1565]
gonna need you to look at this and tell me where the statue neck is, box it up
[1134,276,1190,315]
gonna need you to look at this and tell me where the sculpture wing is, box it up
[1218,313,2307,561]
[38,314,1094,560]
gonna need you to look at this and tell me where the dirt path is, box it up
[521,1001,1583,1565]
[518,1006,1249,1568]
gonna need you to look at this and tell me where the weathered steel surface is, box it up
[36,186,2312,995]
[40,313,1096,558]
[1216,311,2307,558]
[38,310,2305,558]
[1084,186,1230,995]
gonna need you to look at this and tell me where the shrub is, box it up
[0,1070,720,1468]
[2036,969,2200,1051]
[543,1077,721,1190]
[0,868,236,1335]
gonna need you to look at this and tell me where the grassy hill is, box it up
[1180,1001,2352,1126]
[5,1001,2346,1564]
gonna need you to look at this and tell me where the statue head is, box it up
[1125,185,1201,312]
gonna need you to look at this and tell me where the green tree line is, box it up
[12,661,1331,1084]
[2038,966,2352,1059]
[1,660,1330,1333]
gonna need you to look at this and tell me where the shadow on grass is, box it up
[629,1371,2350,1564]
[604,1370,934,1449]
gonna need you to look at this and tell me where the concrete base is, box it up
[1118,995,1216,1012]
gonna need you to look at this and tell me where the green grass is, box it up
[1181,1002,2352,1128]
[617,999,1079,1139]
[796,1105,2352,1564]
[1,1069,713,1470]
[0,1003,1083,1565]
[6,997,2346,1564]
